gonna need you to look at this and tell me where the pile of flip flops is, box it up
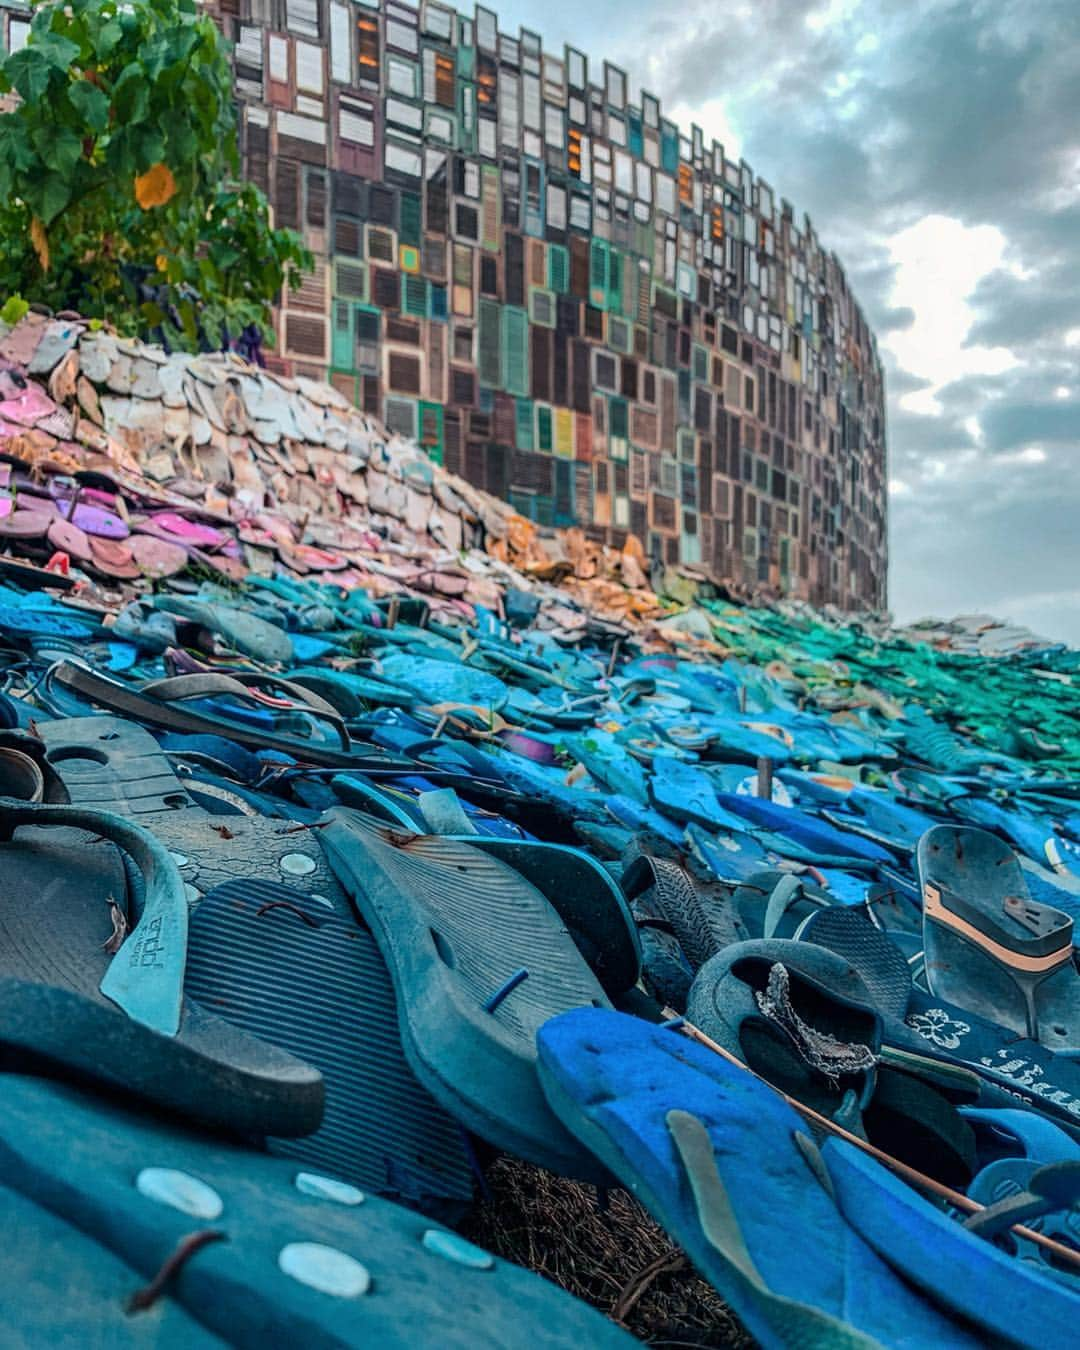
[0,308,668,632]
[0,316,1079,1347]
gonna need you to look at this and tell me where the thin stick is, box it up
[670,1014,1080,1274]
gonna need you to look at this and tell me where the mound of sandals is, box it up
[0,312,1078,1346]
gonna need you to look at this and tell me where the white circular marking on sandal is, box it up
[278,1243,371,1297]
[306,893,334,909]
[294,1172,365,1205]
[421,1229,494,1269]
[280,852,317,876]
[136,1168,223,1220]
[169,851,189,867]
[183,883,202,905]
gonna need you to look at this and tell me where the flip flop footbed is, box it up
[185,881,474,1211]
[0,1074,636,1350]
[40,715,346,905]
[322,810,612,1179]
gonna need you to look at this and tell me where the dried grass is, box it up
[463,1156,753,1348]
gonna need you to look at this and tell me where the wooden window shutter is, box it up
[284,313,327,360]
[477,298,501,387]
[428,321,446,403]
[305,168,327,227]
[481,165,501,250]
[502,306,529,397]
[274,158,301,230]
[388,351,422,395]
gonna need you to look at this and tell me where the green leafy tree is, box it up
[0,0,311,350]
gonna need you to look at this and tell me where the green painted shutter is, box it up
[419,401,444,463]
[536,404,553,452]
[607,246,623,312]
[331,300,354,370]
[399,192,422,248]
[478,298,501,387]
[515,398,534,449]
[402,274,428,317]
[609,396,629,440]
[547,243,569,293]
[502,305,529,397]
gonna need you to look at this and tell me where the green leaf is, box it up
[0,294,29,325]
[98,19,124,55]
[6,49,53,105]
[32,32,81,72]
[68,79,111,134]
[133,123,165,168]
[38,173,72,225]
[140,299,165,326]
[112,64,150,126]
[178,296,197,343]
[36,125,82,176]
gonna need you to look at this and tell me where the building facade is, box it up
[3,0,889,607]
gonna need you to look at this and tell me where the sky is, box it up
[492,0,1080,644]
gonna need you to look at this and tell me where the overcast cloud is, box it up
[494,0,1080,643]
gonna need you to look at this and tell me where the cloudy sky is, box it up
[494,0,1080,643]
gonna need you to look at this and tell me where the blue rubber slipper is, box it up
[686,938,882,1130]
[966,1157,1080,1289]
[376,651,510,714]
[537,1008,983,1349]
[795,904,1080,1141]
[715,792,896,866]
[44,662,416,772]
[321,810,613,1179]
[822,1135,1080,1346]
[822,788,943,855]
[442,836,642,996]
[0,1074,636,1349]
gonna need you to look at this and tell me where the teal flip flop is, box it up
[0,1074,637,1349]
[321,809,613,1179]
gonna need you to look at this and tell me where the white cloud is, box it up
[999,446,1047,464]
[883,215,1021,415]
[806,0,863,33]
[889,477,912,495]
[664,96,742,159]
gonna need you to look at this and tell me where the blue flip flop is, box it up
[822,1135,1080,1346]
[0,1074,636,1349]
[321,810,613,1179]
[536,1008,982,1348]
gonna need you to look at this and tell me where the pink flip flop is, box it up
[129,533,189,579]
[88,536,140,579]
[0,384,60,427]
[286,543,349,572]
[147,512,229,550]
[47,517,94,562]
[0,508,51,539]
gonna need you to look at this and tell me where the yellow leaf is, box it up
[134,163,176,210]
[30,217,49,273]
[155,253,168,272]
